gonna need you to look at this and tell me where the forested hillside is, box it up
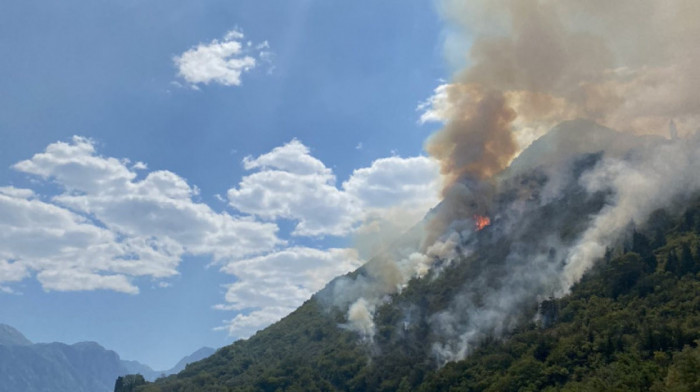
[128,194,700,392]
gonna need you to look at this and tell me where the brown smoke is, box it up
[425,84,517,189]
[430,0,700,169]
[423,0,700,242]
[336,0,700,361]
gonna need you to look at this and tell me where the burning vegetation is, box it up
[329,0,700,365]
[130,1,700,391]
[473,215,491,231]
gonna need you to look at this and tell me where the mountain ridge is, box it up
[0,326,216,392]
[166,346,216,375]
[128,193,700,392]
[0,323,32,346]
[126,121,700,391]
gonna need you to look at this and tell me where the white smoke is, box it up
[427,123,700,363]
[561,133,700,292]
[325,0,700,367]
[337,228,473,340]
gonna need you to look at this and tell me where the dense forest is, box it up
[120,193,700,392]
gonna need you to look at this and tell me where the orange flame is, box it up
[474,215,491,231]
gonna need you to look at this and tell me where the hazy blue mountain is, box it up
[0,323,32,346]
[122,359,162,382]
[0,324,216,391]
[165,346,216,375]
[0,339,130,392]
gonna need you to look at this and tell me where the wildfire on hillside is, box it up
[474,215,491,231]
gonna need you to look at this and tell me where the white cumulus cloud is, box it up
[343,155,443,210]
[174,29,269,87]
[228,139,442,238]
[0,188,147,294]
[3,136,282,293]
[216,247,363,338]
[218,140,442,336]
[3,135,443,342]
[228,140,361,236]
[417,83,451,124]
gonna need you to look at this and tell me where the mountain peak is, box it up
[0,323,32,346]
[508,119,663,176]
[167,346,216,374]
[71,341,107,350]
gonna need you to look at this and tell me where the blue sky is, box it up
[0,1,451,369]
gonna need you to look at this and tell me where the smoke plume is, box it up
[425,85,518,187]
[322,0,700,366]
[435,0,700,140]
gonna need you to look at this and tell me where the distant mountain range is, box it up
[0,324,215,392]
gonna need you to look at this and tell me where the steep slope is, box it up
[132,199,700,392]
[417,223,700,391]
[130,122,700,391]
